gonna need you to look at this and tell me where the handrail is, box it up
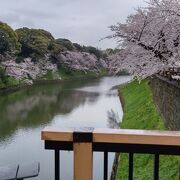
[42,127,180,146]
[41,127,180,180]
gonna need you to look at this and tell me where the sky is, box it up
[0,0,145,49]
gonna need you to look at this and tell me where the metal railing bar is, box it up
[45,141,72,150]
[55,150,60,180]
[154,154,159,180]
[93,143,180,155]
[104,151,108,180]
[128,153,134,180]
[45,140,180,156]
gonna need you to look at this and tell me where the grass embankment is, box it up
[116,80,179,180]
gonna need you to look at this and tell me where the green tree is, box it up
[73,43,84,51]
[56,39,76,51]
[0,21,21,54]
[0,30,10,53]
[48,40,65,54]
[83,46,102,59]
[16,28,62,60]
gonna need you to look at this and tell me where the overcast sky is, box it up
[0,0,145,49]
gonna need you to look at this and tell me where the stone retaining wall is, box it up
[150,76,180,130]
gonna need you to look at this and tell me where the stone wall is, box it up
[150,76,180,130]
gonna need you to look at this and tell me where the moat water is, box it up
[0,76,131,180]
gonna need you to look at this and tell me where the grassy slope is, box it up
[116,80,179,180]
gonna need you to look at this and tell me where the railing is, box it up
[41,127,180,180]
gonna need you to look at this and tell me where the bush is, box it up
[0,21,21,54]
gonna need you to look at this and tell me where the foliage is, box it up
[83,46,102,59]
[0,21,108,84]
[0,50,108,88]
[0,67,20,88]
[73,43,84,51]
[56,51,106,72]
[108,0,180,79]
[0,21,21,54]
[16,28,52,57]
[101,48,121,59]
[103,48,114,57]
[48,40,65,55]
[56,38,75,51]
[0,67,7,86]
[70,43,103,59]
[1,57,57,82]
[16,28,62,59]
[0,30,10,53]
[116,80,179,179]
[58,66,98,80]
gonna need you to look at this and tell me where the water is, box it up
[0,76,131,180]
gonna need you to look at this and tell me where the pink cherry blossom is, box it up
[108,0,180,80]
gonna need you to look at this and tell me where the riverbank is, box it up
[0,68,108,94]
[116,79,179,179]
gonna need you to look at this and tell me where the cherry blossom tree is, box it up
[0,57,58,84]
[56,51,107,72]
[0,51,108,84]
[108,0,180,79]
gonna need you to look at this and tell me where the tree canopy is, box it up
[16,28,51,58]
[0,30,10,53]
[0,21,21,54]
[83,46,102,59]
[56,38,76,51]
[108,0,180,79]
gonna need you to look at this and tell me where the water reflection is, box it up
[107,109,121,129]
[0,76,132,180]
[0,80,100,142]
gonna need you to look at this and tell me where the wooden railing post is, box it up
[73,128,94,180]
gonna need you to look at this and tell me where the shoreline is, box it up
[110,83,126,180]
[0,74,104,95]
